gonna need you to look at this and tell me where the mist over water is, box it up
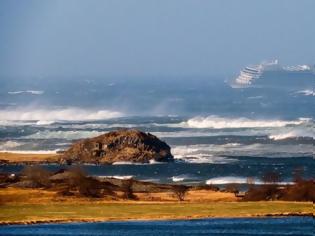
[0,77,314,185]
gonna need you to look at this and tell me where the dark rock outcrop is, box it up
[60,129,173,164]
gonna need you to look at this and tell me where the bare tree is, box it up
[172,185,189,201]
[262,171,281,185]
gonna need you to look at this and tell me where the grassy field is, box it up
[0,201,313,224]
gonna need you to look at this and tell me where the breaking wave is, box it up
[23,130,104,140]
[171,174,197,182]
[183,116,306,129]
[172,143,314,159]
[0,141,22,150]
[0,150,59,154]
[8,90,44,95]
[269,131,315,140]
[205,176,293,185]
[0,107,123,122]
[97,175,134,179]
[296,89,315,96]
[172,144,238,163]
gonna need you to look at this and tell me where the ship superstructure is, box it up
[233,60,314,88]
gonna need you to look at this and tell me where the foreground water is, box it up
[0,217,313,236]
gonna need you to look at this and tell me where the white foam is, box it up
[0,107,123,121]
[206,176,293,185]
[182,116,305,129]
[36,120,56,125]
[172,143,315,160]
[171,174,196,182]
[269,132,297,140]
[0,150,59,154]
[171,176,185,182]
[0,141,22,150]
[296,89,315,96]
[98,175,133,180]
[112,161,164,165]
[172,145,237,163]
[206,176,254,185]
[24,130,104,140]
[269,127,315,140]
[8,90,44,95]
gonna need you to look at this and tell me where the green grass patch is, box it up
[0,202,313,223]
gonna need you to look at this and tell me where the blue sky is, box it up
[0,0,314,78]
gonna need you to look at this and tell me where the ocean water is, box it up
[0,217,313,236]
[0,78,314,185]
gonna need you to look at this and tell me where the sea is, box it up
[0,77,314,234]
[0,77,314,185]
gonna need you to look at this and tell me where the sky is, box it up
[0,0,314,79]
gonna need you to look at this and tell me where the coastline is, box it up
[0,153,313,226]
[1,213,313,226]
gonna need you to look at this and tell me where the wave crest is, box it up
[0,107,123,122]
[183,116,305,129]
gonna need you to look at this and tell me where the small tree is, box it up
[172,185,189,201]
[262,171,281,185]
[246,177,255,190]
[225,183,239,194]
[292,167,304,183]
[21,166,52,187]
[65,167,102,198]
[121,179,137,200]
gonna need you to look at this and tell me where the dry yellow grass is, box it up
[0,188,237,204]
[0,188,312,225]
[0,152,59,163]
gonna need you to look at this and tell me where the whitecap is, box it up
[171,174,196,182]
[8,90,44,95]
[23,130,104,140]
[0,107,123,121]
[206,176,253,185]
[36,120,55,125]
[296,89,315,96]
[206,176,293,185]
[182,116,305,129]
[0,150,59,154]
[97,175,133,180]
[171,176,185,182]
[0,141,23,150]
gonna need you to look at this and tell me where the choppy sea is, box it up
[0,78,314,185]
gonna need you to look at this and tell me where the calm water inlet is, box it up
[0,217,313,236]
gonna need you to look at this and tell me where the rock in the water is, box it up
[60,129,173,164]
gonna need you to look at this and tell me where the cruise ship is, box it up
[232,60,315,88]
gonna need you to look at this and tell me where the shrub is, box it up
[121,179,137,200]
[225,183,239,194]
[280,180,315,202]
[21,166,52,188]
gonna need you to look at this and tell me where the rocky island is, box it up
[59,129,174,164]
